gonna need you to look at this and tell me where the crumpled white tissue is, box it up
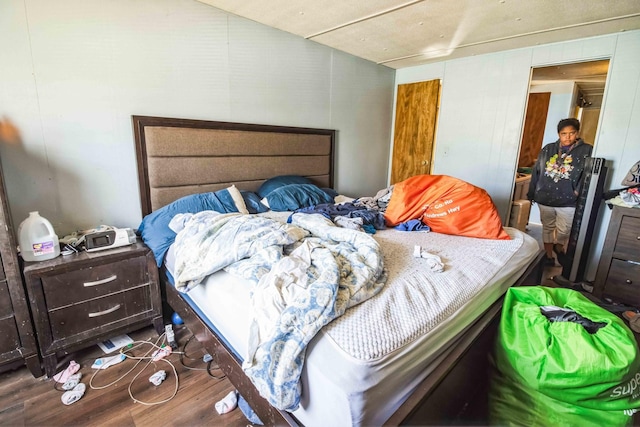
[413,245,445,272]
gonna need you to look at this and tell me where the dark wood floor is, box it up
[0,325,248,427]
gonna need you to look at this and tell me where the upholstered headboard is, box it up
[132,116,335,216]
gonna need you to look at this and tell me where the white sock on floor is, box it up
[61,383,86,405]
[215,390,238,414]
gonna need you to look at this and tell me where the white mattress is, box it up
[165,220,539,426]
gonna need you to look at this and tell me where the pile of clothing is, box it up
[604,160,640,208]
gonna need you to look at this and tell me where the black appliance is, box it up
[561,157,607,282]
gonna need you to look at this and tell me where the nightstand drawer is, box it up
[48,285,152,340]
[0,280,12,317]
[614,216,640,263]
[42,256,148,309]
[602,259,640,307]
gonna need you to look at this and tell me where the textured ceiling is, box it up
[197,0,640,69]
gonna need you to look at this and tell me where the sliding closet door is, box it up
[391,79,440,184]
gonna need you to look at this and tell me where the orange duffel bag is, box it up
[384,175,510,240]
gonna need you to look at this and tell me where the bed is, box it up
[132,115,544,426]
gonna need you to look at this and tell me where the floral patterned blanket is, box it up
[171,211,387,410]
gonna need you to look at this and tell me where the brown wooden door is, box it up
[579,108,599,147]
[518,92,551,168]
[391,80,440,184]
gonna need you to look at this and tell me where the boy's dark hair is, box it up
[557,118,580,133]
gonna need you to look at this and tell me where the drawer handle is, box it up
[626,279,633,285]
[88,304,121,318]
[83,275,117,287]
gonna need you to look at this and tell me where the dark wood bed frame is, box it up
[132,115,545,426]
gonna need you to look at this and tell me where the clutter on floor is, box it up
[47,322,258,424]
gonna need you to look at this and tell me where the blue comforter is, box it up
[171,211,387,410]
[289,202,386,229]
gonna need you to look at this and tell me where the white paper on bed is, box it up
[167,222,539,426]
[171,211,387,410]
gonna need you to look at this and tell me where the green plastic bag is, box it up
[490,286,640,426]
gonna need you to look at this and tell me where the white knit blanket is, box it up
[323,228,525,360]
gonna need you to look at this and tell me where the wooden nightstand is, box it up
[22,241,163,378]
[593,206,640,307]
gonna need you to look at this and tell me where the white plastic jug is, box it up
[18,211,60,262]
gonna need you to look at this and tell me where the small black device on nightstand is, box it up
[85,227,136,252]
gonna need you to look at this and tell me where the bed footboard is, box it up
[164,273,298,426]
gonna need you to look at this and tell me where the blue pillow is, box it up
[265,184,334,212]
[257,175,312,198]
[241,191,269,214]
[139,189,243,266]
[321,187,339,200]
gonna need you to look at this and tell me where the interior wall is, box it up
[395,30,640,280]
[0,0,394,235]
[406,49,534,223]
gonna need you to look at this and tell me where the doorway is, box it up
[516,59,610,227]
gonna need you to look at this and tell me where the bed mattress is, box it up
[165,217,539,426]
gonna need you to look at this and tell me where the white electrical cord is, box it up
[89,333,181,406]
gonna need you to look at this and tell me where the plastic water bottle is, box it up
[18,211,60,261]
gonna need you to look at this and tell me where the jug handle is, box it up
[43,220,57,238]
